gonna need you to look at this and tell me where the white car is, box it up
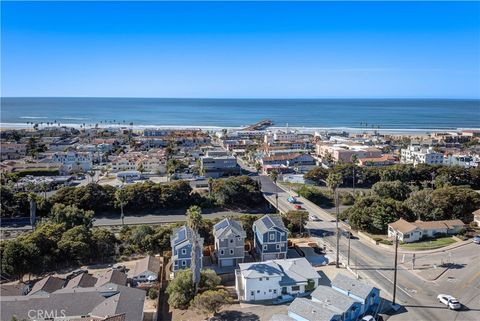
[361,316,375,321]
[437,294,461,310]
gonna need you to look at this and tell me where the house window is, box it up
[230,249,234,255]
[269,289,272,292]
[182,249,186,255]
[263,245,267,250]
[220,250,224,256]
[230,239,234,243]
[281,232,285,237]
[257,290,260,293]
[273,289,277,294]
[276,244,281,250]
[250,291,254,296]
[266,277,269,281]
[270,234,275,241]
[182,260,186,266]
[259,278,262,281]
[292,286,300,291]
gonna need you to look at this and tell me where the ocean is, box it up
[1,97,479,133]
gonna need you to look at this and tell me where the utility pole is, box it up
[393,233,399,306]
[347,232,351,266]
[335,189,340,268]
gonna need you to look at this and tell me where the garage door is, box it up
[221,259,235,267]
[263,253,277,260]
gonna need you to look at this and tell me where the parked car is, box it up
[341,230,353,238]
[361,316,375,321]
[309,214,320,221]
[294,204,302,210]
[473,235,480,244]
[437,294,461,310]
[272,294,295,305]
[287,196,298,204]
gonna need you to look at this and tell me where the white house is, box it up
[131,255,161,283]
[52,151,93,172]
[400,145,443,166]
[388,218,465,243]
[235,258,320,302]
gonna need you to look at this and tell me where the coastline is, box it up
[1,122,478,135]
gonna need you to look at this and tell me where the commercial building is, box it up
[200,155,239,178]
[387,218,465,243]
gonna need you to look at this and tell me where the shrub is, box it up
[148,288,159,300]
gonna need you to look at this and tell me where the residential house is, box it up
[65,273,98,289]
[213,218,246,267]
[131,255,161,283]
[28,276,65,296]
[288,298,341,321]
[388,218,465,243]
[401,145,443,165]
[171,225,204,273]
[235,258,320,302]
[311,285,362,321]
[0,143,26,160]
[1,284,145,321]
[331,273,380,315]
[261,153,315,174]
[95,270,128,287]
[253,214,288,261]
[357,154,396,167]
[52,151,93,172]
[444,154,476,168]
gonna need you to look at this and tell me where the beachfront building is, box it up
[51,151,93,172]
[200,155,239,178]
[235,258,320,302]
[387,218,465,243]
[0,143,27,160]
[443,154,477,168]
[213,218,246,267]
[260,153,316,174]
[400,145,443,166]
[316,143,382,164]
[253,214,288,261]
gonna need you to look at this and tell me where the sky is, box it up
[1,1,479,99]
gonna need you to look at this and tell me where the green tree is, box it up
[92,228,117,261]
[58,226,92,264]
[190,289,232,316]
[304,167,328,185]
[284,210,308,234]
[1,239,39,280]
[372,180,412,201]
[49,203,94,228]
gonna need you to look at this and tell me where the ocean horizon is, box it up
[1,97,479,133]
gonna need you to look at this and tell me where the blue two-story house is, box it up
[171,225,204,273]
[253,214,288,261]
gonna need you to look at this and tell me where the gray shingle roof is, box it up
[269,314,296,321]
[311,285,360,312]
[254,214,287,234]
[213,218,246,239]
[29,276,65,295]
[1,285,145,321]
[132,255,161,277]
[95,270,127,287]
[288,298,341,321]
[275,258,320,286]
[238,261,283,279]
[332,274,375,300]
[65,273,98,289]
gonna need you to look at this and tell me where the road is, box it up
[258,174,480,321]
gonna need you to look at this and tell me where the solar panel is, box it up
[263,216,274,229]
[214,219,229,231]
[176,228,186,243]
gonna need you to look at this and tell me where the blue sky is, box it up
[1,1,479,98]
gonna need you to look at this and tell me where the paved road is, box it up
[258,174,480,321]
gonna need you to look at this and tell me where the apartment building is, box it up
[0,142,27,160]
[200,155,239,178]
[400,145,443,165]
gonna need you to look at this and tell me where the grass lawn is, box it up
[401,237,457,250]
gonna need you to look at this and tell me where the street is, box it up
[258,174,480,321]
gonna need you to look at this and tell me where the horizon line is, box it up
[2,96,480,100]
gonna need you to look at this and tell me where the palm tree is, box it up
[350,154,359,194]
[327,172,343,268]
[207,177,214,197]
[115,180,127,225]
[186,205,203,294]
[269,170,279,213]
